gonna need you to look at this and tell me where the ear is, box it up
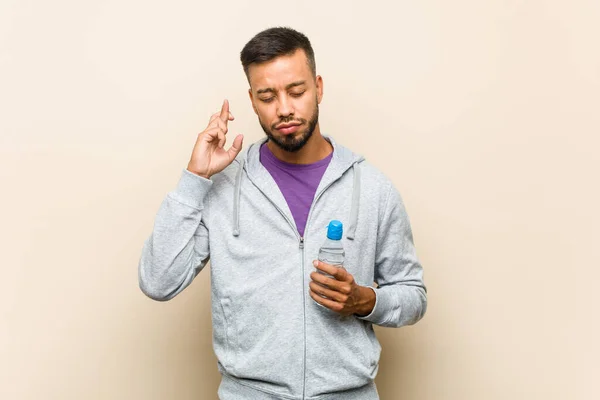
[316,75,324,104]
[248,88,258,115]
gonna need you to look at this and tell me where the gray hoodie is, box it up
[138,135,427,399]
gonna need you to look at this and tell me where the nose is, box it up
[277,95,294,118]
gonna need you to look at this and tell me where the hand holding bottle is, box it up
[309,260,376,317]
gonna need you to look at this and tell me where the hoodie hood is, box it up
[232,135,365,240]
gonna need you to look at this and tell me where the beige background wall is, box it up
[1,0,598,399]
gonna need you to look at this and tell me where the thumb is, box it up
[227,134,244,159]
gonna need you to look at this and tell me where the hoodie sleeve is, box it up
[357,183,427,327]
[138,169,212,301]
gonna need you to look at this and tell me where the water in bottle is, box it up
[315,220,345,303]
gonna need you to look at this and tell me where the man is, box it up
[139,27,427,399]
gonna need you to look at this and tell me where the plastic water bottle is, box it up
[315,220,345,304]
[318,220,345,269]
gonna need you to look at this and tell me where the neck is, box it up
[267,125,332,164]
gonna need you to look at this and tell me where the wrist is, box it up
[355,286,376,317]
[187,166,211,180]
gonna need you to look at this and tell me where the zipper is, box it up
[245,166,351,400]
[299,174,349,399]
[300,231,308,398]
[243,176,307,397]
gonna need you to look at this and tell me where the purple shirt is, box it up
[260,142,333,237]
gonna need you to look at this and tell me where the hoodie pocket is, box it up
[359,320,381,369]
[218,297,237,370]
[306,308,380,396]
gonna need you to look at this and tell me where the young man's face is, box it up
[247,49,323,153]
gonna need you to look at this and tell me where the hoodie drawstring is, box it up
[232,158,244,237]
[346,162,361,240]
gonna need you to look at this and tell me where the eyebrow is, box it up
[256,80,306,95]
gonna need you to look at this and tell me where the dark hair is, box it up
[240,27,316,81]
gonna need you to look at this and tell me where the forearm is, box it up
[357,282,427,327]
[359,183,428,327]
[138,169,212,301]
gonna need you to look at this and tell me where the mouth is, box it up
[275,122,302,135]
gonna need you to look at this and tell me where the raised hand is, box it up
[187,99,244,179]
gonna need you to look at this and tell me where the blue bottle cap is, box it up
[326,220,343,240]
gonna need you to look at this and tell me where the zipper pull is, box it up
[299,237,304,249]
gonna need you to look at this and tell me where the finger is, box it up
[219,99,230,123]
[332,266,350,282]
[227,134,244,159]
[309,281,347,303]
[313,260,344,280]
[203,127,223,143]
[310,270,340,290]
[216,117,229,134]
[210,114,231,131]
[217,129,226,148]
[210,111,234,124]
[309,289,343,313]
